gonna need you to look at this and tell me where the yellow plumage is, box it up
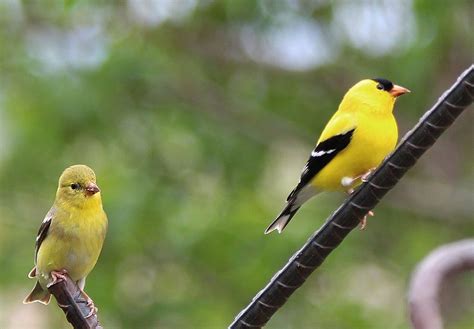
[24,165,107,305]
[312,79,399,190]
[265,78,409,234]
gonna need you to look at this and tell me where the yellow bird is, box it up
[24,165,108,306]
[265,78,410,234]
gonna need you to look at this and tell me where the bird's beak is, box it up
[390,85,411,97]
[85,182,100,196]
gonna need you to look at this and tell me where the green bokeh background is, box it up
[0,1,472,328]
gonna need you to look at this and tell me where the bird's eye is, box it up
[70,183,80,190]
[376,83,384,90]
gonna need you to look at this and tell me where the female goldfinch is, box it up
[265,78,410,234]
[24,165,108,306]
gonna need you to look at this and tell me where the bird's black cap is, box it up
[372,78,393,91]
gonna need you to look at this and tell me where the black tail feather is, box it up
[264,202,301,234]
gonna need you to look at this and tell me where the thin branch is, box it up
[48,274,102,329]
[229,65,474,328]
[408,239,474,329]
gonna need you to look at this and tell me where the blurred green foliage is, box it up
[0,0,472,328]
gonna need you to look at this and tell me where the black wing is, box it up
[34,207,55,262]
[287,128,355,201]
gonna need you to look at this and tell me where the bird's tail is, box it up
[265,185,319,234]
[264,201,301,234]
[23,266,51,305]
[23,279,51,305]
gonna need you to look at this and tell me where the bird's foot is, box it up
[346,188,355,195]
[47,269,68,288]
[84,303,98,319]
[361,168,376,182]
[79,289,98,318]
[359,210,374,230]
[342,168,377,189]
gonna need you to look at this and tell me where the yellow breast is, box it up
[36,206,107,287]
[311,112,398,191]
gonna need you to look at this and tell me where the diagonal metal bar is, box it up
[229,65,474,329]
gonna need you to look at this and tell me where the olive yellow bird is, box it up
[265,78,409,234]
[24,165,108,306]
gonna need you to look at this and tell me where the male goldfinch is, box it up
[265,78,409,234]
[24,165,108,306]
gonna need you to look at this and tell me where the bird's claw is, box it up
[84,304,98,319]
[79,289,98,318]
[361,168,376,182]
[47,269,68,288]
[342,167,376,189]
[359,210,374,230]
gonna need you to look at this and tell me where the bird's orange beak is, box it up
[85,182,100,196]
[390,85,410,97]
